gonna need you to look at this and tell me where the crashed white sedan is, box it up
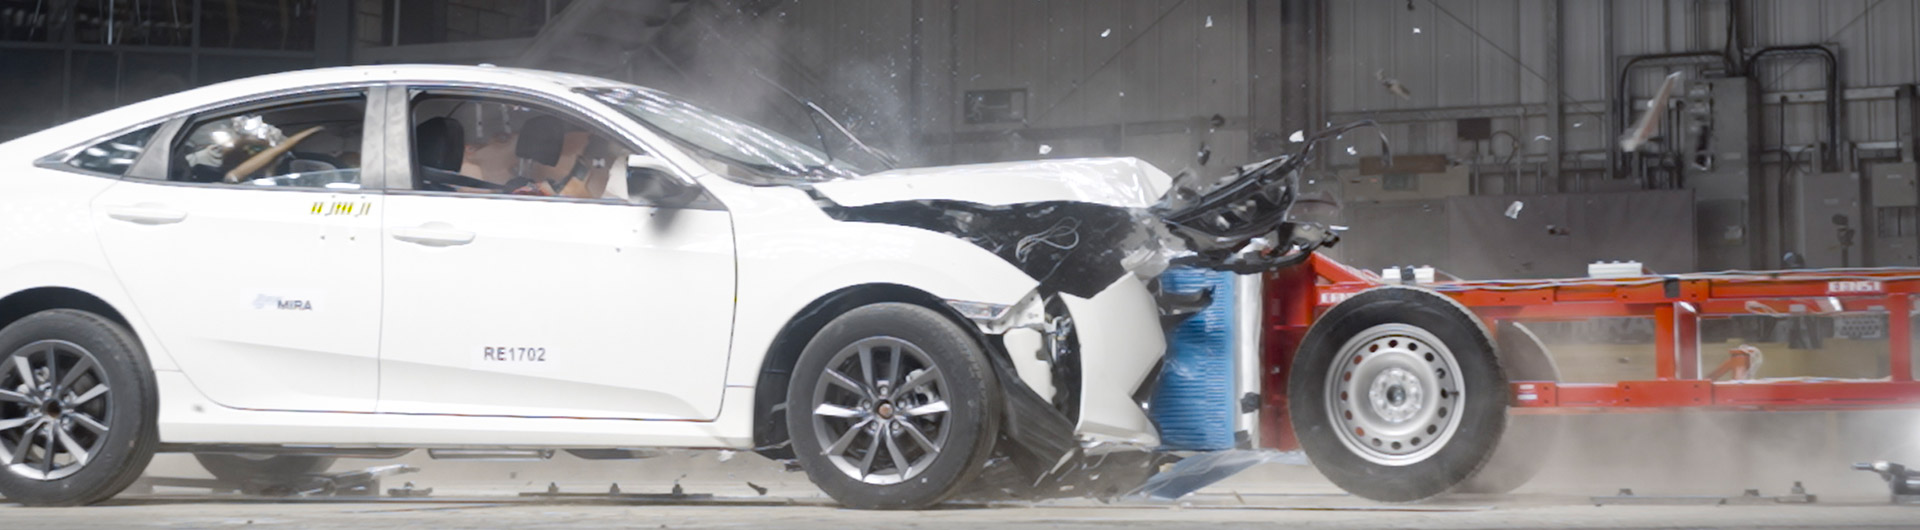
[0,65,1335,508]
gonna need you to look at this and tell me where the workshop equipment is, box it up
[1853,461,1920,504]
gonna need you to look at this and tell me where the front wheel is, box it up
[786,303,1000,510]
[0,309,160,506]
[1288,286,1507,502]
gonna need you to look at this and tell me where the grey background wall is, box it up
[7,0,1920,278]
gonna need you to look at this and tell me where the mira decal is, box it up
[1827,280,1883,294]
[310,200,373,217]
[251,293,317,311]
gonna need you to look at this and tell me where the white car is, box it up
[0,65,1335,508]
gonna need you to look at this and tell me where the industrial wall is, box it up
[717,0,1258,178]
[1325,0,1920,181]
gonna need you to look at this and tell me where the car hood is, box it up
[810,157,1175,208]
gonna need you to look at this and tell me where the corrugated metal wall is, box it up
[1325,0,1920,165]
[768,0,1255,173]
[756,0,1920,177]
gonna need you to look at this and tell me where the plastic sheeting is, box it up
[1132,449,1309,500]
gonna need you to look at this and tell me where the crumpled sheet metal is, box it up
[812,157,1175,209]
[825,200,1185,298]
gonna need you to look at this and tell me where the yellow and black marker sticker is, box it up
[310,200,374,217]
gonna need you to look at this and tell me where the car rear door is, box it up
[373,85,737,420]
[89,86,387,412]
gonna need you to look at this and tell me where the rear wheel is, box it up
[787,303,1000,509]
[0,309,159,506]
[1288,286,1507,502]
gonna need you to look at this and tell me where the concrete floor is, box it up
[4,496,1919,530]
[5,410,1919,528]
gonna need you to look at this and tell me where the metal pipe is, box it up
[1747,45,1842,169]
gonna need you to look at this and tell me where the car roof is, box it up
[0,65,641,156]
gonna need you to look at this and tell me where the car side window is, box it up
[408,93,643,202]
[66,125,161,176]
[168,92,367,190]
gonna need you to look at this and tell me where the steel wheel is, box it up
[1289,286,1507,502]
[1324,323,1466,466]
[810,337,951,485]
[1,340,114,481]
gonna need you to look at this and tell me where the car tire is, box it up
[1288,286,1507,502]
[194,454,336,484]
[0,309,160,506]
[1456,322,1563,494]
[787,302,1001,510]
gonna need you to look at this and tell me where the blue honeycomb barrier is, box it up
[1150,267,1238,451]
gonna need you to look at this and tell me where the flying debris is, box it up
[1620,71,1683,152]
[1038,144,1054,155]
[1375,69,1413,101]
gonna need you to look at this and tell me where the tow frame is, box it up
[1259,254,1920,450]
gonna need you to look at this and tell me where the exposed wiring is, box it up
[1760,0,1887,89]
[1015,218,1083,262]
[1414,267,1920,293]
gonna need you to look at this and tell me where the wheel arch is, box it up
[0,286,135,341]
[749,282,980,460]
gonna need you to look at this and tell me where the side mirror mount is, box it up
[628,154,695,186]
[627,154,705,208]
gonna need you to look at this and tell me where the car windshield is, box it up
[580,87,866,185]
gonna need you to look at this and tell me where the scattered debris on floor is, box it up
[518,482,713,502]
[1591,482,1819,506]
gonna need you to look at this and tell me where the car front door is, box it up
[374,86,736,420]
[89,86,386,412]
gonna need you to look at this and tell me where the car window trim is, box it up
[34,82,391,182]
[165,88,377,190]
[385,83,723,211]
[32,117,175,180]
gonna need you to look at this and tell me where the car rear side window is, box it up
[169,93,367,190]
[66,125,161,176]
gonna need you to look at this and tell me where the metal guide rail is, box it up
[1279,254,1920,414]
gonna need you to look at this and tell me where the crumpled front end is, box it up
[809,122,1380,499]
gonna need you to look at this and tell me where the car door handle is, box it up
[391,224,475,247]
[105,206,188,225]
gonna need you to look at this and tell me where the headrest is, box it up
[515,115,566,167]
[415,117,465,171]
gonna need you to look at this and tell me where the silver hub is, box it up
[1,340,114,481]
[810,337,951,485]
[1369,368,1423,423]
[1324,323,1465,466]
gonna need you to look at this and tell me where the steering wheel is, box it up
[419,167,506,192]
[275,151,347,176]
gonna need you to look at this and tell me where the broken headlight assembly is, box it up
[1153,120,1389,274]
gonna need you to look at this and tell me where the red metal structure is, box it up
[1260,254,1920,450]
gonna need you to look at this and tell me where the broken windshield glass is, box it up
[581,87,868,185]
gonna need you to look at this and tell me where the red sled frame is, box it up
[1259,254,1920,450]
